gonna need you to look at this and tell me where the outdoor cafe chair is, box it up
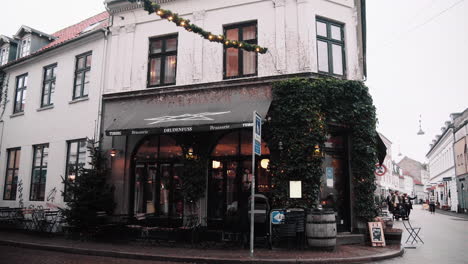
[402,219,424,245]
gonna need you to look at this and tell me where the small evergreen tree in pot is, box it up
[61,140,115,237]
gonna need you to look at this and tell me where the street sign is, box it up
[271,210,285,224]
[374,164,387,177]
[254,112,262,156]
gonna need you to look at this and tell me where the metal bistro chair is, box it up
[402,219,424,245]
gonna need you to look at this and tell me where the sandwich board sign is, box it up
[368,222,386,247]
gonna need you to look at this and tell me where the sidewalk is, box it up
[0,230,403,264]
[434,208,468,219]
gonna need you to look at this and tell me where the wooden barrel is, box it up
[306,211,337,248]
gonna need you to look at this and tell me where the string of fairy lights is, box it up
[128,0,268,54]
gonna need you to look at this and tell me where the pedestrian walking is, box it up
[429,193,436,214]
[402,193,416,219]
[386,191,394,212]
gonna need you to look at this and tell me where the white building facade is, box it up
[100,0,368,232]
[0,13,109,209]
[427,117,458,212]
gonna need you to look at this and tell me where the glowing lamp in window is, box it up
[260,159,269,169]
[212,160,221,169]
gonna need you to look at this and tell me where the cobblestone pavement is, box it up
[371,205,468,264]
[0,245,191,264]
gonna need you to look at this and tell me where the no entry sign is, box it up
[374,164,387,176]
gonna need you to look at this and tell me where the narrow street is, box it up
[373,205,468,264]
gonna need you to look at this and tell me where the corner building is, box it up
[101,0,367,232]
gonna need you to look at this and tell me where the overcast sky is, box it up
[1,0,467,163]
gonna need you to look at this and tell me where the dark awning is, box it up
[104,86,272,136]
[376,134,387,165]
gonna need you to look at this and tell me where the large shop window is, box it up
[41,64,57,107]
[316,18,345,76]
[73,52,92,100]
[3,148,21,200]
[30,144,49,201]
[133,135,184,221]
[147,35,178,87]
[64,139,87,200]
[209,130,270,225]
[13,74,28,114]
[224,22,258,79]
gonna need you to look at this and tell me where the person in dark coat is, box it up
[386,191,394,212]
[402,193,417,219]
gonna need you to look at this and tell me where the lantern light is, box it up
[260,159,270,169]
[110,148,118,157]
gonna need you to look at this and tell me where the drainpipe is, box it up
[95,6,113,142]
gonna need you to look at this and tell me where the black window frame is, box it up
[29,144,49,201]
[316,17,346,76]
[223,21,258,80]
[64,139,87,201]
[73,51,92,100]
[3,148,21,201]
[41,63,57,107]
[147,34,178,88]
[13,74,28,114]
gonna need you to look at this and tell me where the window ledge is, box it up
[10,112,25,118]
[37,105,54,112]
[69,97,89,104]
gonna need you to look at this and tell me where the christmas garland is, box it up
[128,0,268,54]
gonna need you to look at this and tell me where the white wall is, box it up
[104,0,364,95]
[0,33,105,209]
[427,127,457,211]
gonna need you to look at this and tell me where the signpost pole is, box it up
[250,111,261,257]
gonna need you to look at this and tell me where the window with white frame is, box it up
[0,46,8,65]
[20,37,31,58]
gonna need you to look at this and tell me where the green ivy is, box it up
[265,78,378,221]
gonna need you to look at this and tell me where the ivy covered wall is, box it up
[265,78,378,221]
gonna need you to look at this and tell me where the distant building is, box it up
[453,108,468,213]
[426,114,459,212]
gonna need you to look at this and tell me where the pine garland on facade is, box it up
[128,0,268,54]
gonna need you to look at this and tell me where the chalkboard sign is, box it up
[368,222,386,247]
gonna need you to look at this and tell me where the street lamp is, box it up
[417,115,425,135]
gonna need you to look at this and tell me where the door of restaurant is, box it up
[208,159,253,230]
[133,162,184,222]
[320,134,351,232]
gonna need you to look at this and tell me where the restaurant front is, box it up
[101,78,378,234]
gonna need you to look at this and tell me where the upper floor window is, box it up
[316,18,345,76]
[3,148,21,200]
[148,35,178,87]
[20,37,31,58]
[0,47,8,65]
[41,64,57,107]
[73,52,92,100]
[13,74,28,113]
[30,144,49,201]
[224,22,257,79]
